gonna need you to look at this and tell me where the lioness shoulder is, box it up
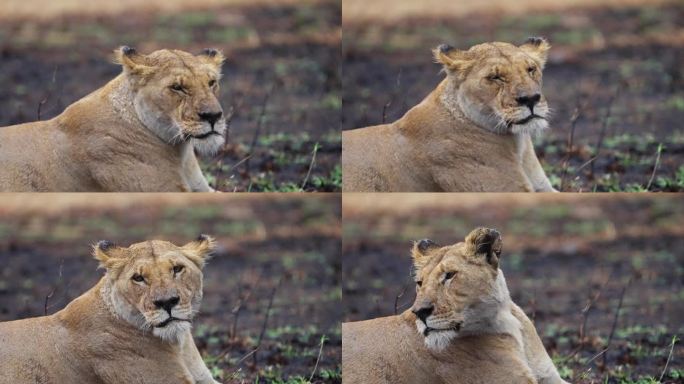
[0,47,228,192]
[0,236,220,384]
[343,38,557,193]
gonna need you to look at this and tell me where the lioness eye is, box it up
[173,265,184,274]
[131,274,145,283]
[208,79,216,87]
[488,74,503,82]
[170,83,184,92]
[416,280,423,287]
[445,271,457,280]
[528,66,536,74]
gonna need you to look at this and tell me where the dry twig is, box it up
[601,277,631,369]
[309,335,327,382]
[252,278,281,367]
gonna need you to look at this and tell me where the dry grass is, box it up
[0,193,298,215]
[343,0,675,23]
[0,0,316,20]
[342,193,660,215]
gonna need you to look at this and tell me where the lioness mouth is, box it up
[155,317,191,328]
[188,131,221,140]
[510,114,544,126]
[423,322,462,336]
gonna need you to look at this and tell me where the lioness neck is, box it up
[461,271,524,348]
[56,279,130,333]
[105,74,143,127]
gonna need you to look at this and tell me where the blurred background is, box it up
[342,194,683,383]
[342,0,684,192]
[0,194,341,383]
[0,0,341,192]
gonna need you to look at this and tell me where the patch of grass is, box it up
[666,95,684,111]
[207,26,255,43]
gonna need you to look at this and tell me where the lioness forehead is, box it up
[144,49,220,74]
[418,243,472,274]
[126,240,184,259]
[470,42,534,63]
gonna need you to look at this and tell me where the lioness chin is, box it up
[342,227,569,384]
[0,46,227,192]
[0,236,221,384]
[342,37,558,192]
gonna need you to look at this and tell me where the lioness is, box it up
[342,38,557,192]
[0,47,227,192]
[0,236,221,384]
[342,228,569,384]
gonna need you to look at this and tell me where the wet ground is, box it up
[0,195,341,383]
[342,195,684,383]
[0,0,341,191]
[342,2,684,191]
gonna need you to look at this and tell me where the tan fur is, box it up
[0,237,220,384]
[342,39,557,192]
[0,47,227,192]
[342,228,569,384]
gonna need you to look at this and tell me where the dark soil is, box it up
[0,0,341,192]
[342,3,684,192]
[342,195,684,383]
[0,195,341,383]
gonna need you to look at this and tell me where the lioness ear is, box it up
[182,234,217,269]
[114,46,154,77]
[411,239,440,270]
[433,44,474,77]
[464,227,502,269]
[519,37,550,68]
[93,240,128,271]
[198,48,225,68]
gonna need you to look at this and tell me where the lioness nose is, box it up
[154,296,180,313]
[516,93,541,110]
[412,304,434,323]
[198,111,223,127]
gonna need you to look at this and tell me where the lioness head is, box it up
[434,38,551,135]
[114,46,227,155]
[410,227,508,350]
[94,235,216,343]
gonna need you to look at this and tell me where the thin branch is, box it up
[580,271,612,343]
[252,278,280,368]
[646,143,663,191]
[309,335,327,382]
[44,289,55,316]
[659,335,678,382]
[560,101,582,191]
[37,66,58,121]
[230,274,254,340]
[300,142,320,191]
[578,347,610,380]
[602,277,631,369]
[245,83,274,175]
[589,85,621,182]
[43,258,64,315]
[223,346,260,380]
[382,69,402,124]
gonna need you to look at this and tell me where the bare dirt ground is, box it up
[0,195,341,383]
[0,0,341,192]
[342,194,683,383]
[342,0,684,192]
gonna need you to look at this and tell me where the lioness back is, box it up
[342,315,538,384]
